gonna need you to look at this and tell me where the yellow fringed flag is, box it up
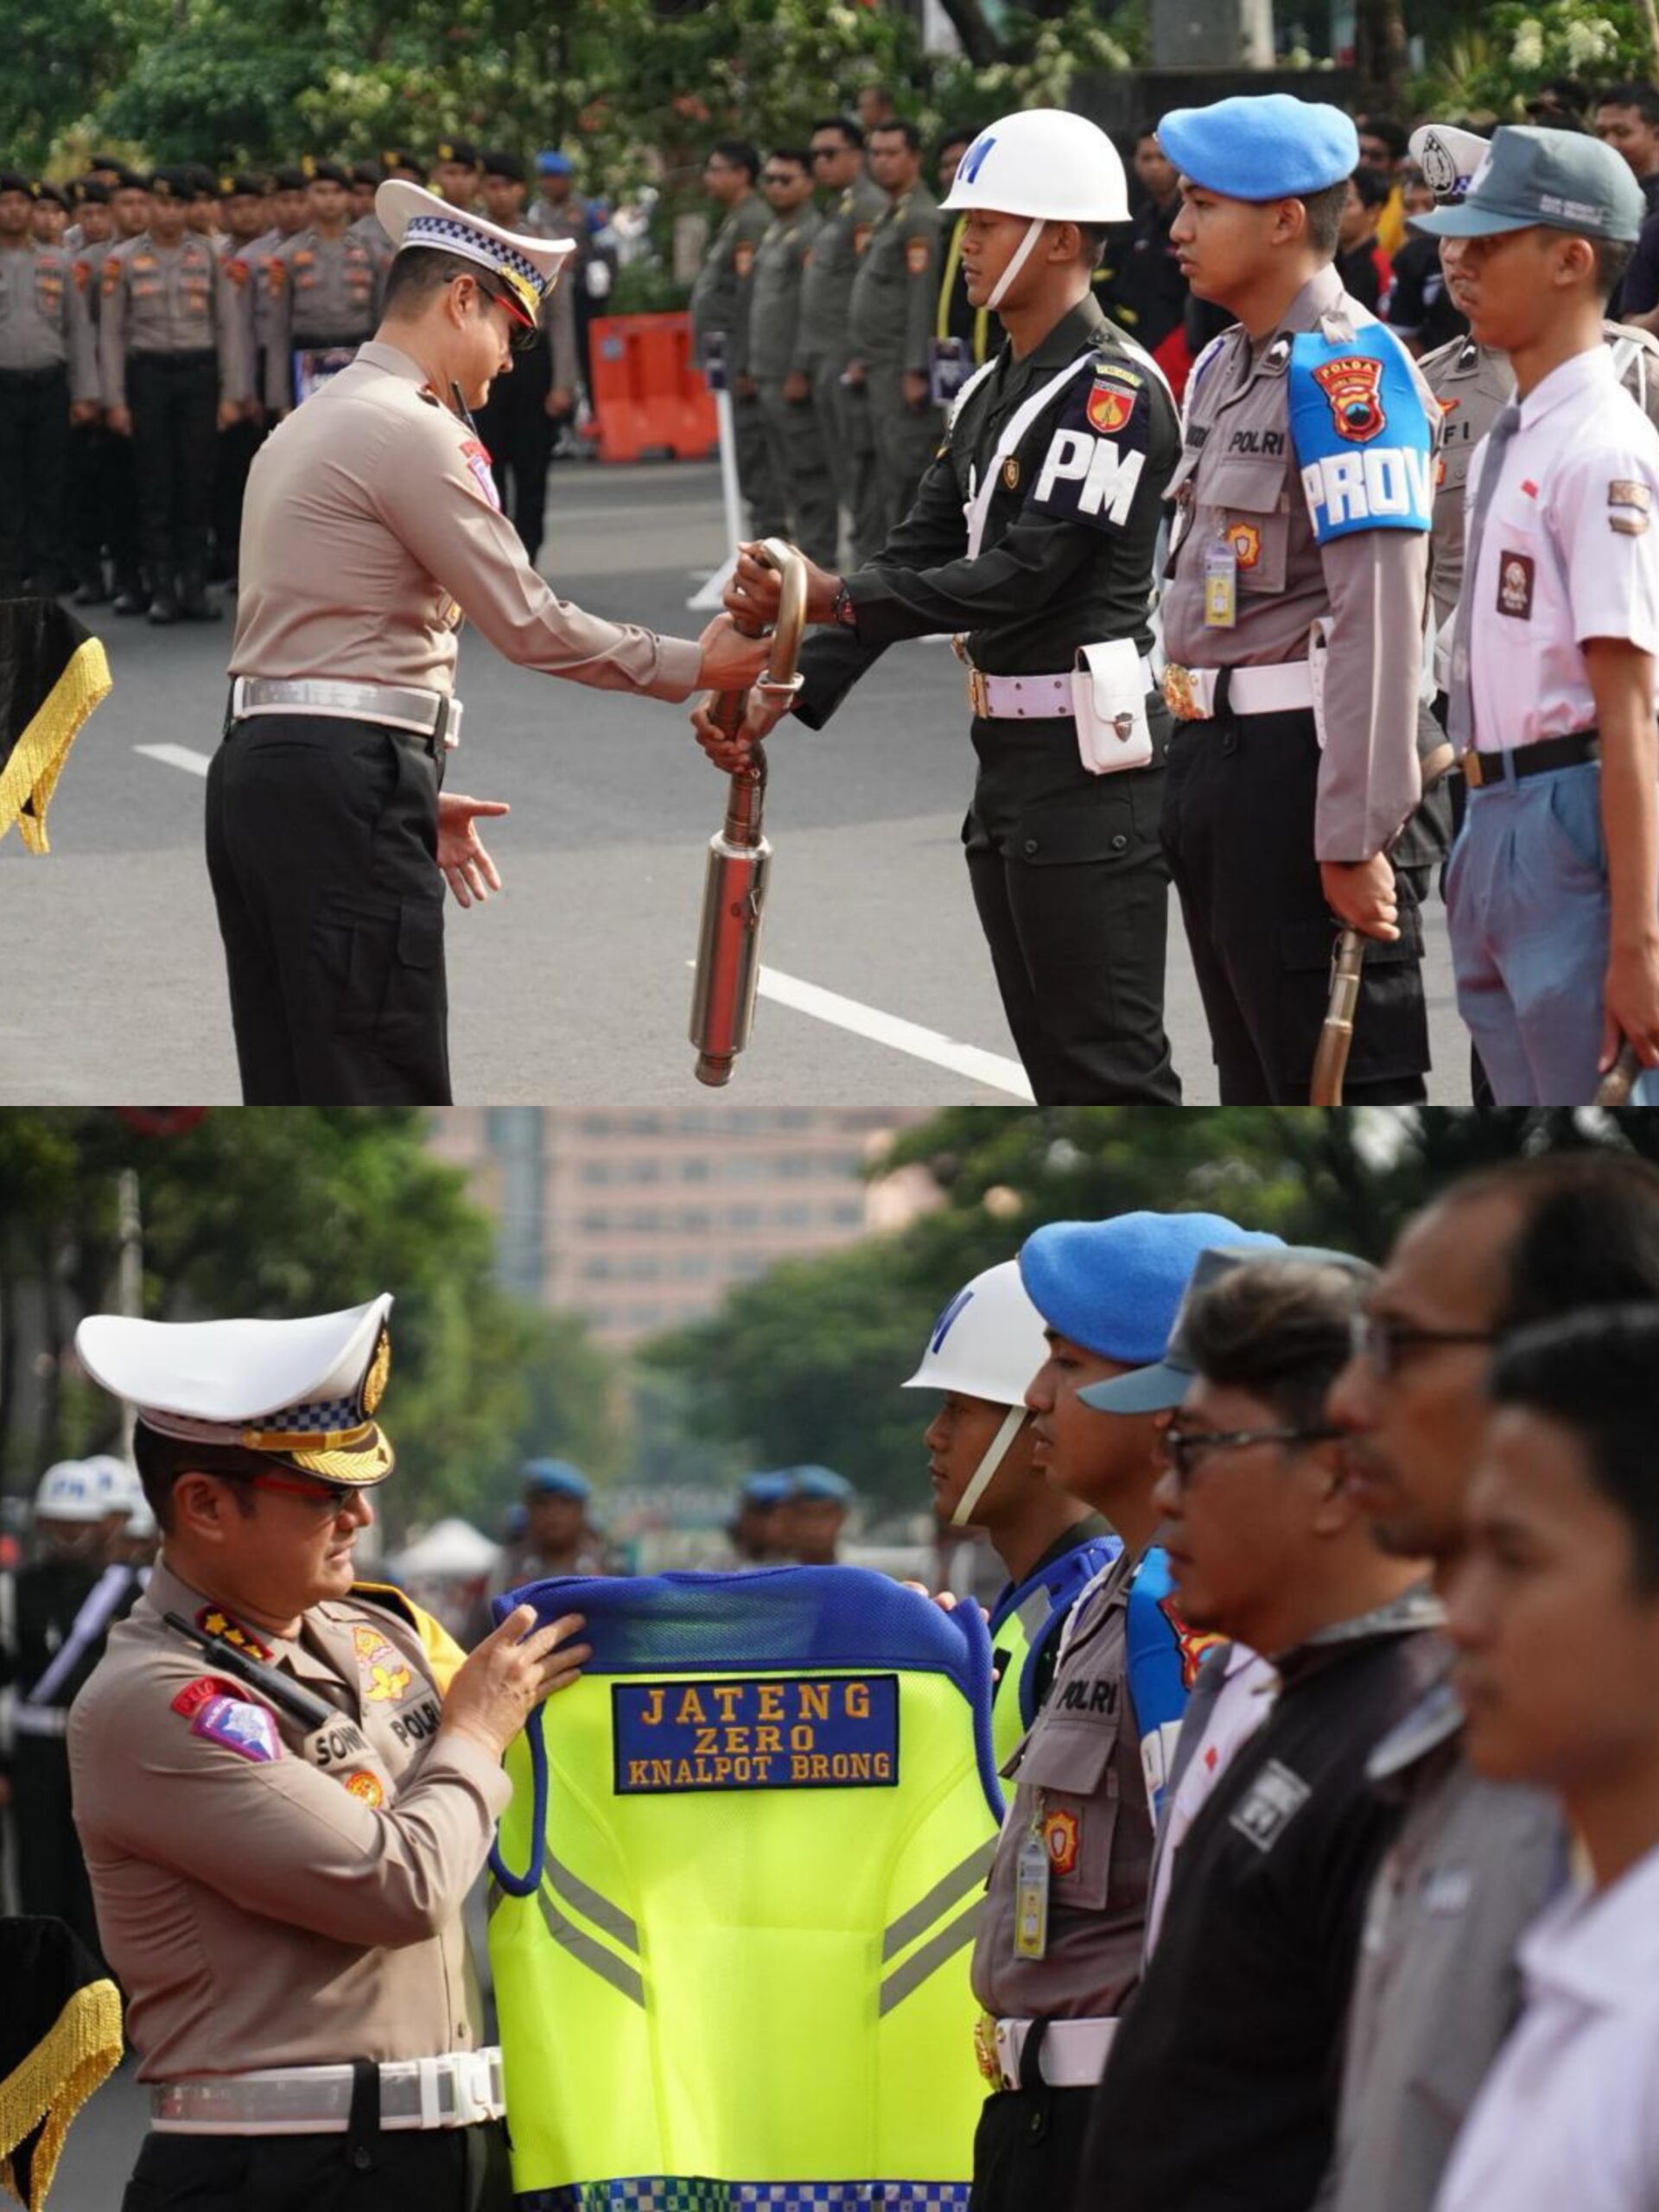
[0,600,112,855]
[0,1917,123,2210]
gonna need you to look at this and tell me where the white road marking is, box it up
[755,964,1035,1099]
[136,743,212,778]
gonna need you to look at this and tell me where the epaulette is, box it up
[349,1579,423,1630]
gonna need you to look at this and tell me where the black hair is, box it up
[1596,81,1659,126]
[1134,122,1166,146]
[709,138,760,181]
[382,245,484,316]
[870,118,922,155]
[1074,221,1107,269]
[1181,1258,1372,1430]
[1357,116,1408,162]
[1592,237,1634,302]
[132,1421,264,1533]
[1351,163,1392,212]
[766,147,813,175]
[937,123,978,156]
[1300,179,1350,257]
[1489,1306,1659,1593]
[810,115,863,149]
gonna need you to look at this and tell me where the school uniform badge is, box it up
[1497,549,1535,619]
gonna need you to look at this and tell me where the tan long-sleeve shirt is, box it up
[230,339,702,697]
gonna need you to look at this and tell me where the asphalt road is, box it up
[2,459,1469,1105]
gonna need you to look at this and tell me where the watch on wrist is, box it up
[831,581,858,632]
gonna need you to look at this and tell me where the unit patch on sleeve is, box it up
[613,1674,899,1794]
[1287,328,1433,545]
[189,1694,283,1764]
[1026,359,1152,534]
[458,437,502,512]
[169,1675,240,1719]
[352,1624,412,1703]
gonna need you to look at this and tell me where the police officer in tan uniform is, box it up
[265,160,390,416]
[690,140,781,535]
[802,116,886,562]
[68,1294,591,2212]
[101,167,249,622]
[749,147,836,565]
[849,120,944,541]
[0,169,99,595]
[214,181,767,1105]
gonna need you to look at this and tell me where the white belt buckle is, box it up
[451,2049,495,2126]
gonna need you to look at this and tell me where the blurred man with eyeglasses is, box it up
[1314,1147,1659,2212]
[690,139,781,536]
[1077,1248,1442,2212]
[748,148,836,565]
[67,1295,591,2212]
[799,116,885,563]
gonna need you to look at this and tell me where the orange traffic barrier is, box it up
[588,311,718,464]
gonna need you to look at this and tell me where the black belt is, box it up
[0,362,68,384]
[1463,729,1599,790]
[129,349,217,369]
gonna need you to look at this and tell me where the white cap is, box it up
[1408,124,1489,205]
[75,1294,396,1486]
[903,1261,1049,1408]
[377,179,575,324]
[940,111,1130,225]
[35,1460,106,1523]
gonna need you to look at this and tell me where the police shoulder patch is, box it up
[1287,327,1433,546]
[1025,356,1152,534]
[458,436,502,510]
[189,1693,283,1764]
[906,235,930,275]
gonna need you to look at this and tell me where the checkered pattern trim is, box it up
[516,2185,971,2210]
[404,212,548,296]
[263,1391,361,1433]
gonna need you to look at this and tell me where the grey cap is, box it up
[1077,1243,1376,1416]
[1414,123,1644,243]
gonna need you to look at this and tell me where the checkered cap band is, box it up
[403,212,549,300]
[515,2185,972,2209]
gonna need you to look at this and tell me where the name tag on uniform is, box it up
[1204,540,1238,628]
[612,1674,899,1794]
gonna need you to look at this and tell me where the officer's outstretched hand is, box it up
[690,686,789,775]
[436,791,510,908]
[440,1604,591,1762]
[696,613,772,695]
[725,543,840,628]
[1319,855,1400,943]
[1604,945,1659,1072]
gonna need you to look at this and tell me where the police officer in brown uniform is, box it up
[850,119,944,541]
[214,181,766,1104]
[690,139,782,536]
[802,116,887,563]
[67,1294,592,2212]
[0,171,99,595]
[749,147,837,566]
[1158,97,1440,1103]
[101,167,249,622]
[265,161,390,416]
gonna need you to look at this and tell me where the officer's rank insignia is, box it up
[1001,456,1020,491]
[1311,354,1386,443]
[1223,519,1262,569]
[343,1770,385,1807]
[353,1624,412,1703]
[1497,549,1535,618]
[1042,1808,1080,1876]
[906,236,930,275]
[198,1607,274,1662]
[1086,378,1137,436]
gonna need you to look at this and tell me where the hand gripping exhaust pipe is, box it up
[689,538,807,1087]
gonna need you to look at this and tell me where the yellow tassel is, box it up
[0,1978,124,2211]
[0,633,112,855]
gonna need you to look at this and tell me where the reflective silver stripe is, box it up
[546,1848,640,1955]
[12,1704,71,1738]
[881,1837,997,1964]
[537,1883,645,2008]
[879,1900,984,2015]
[151,2050,503,2133]
[232,675,460,745]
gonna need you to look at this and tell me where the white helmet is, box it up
[124,1491,159,1542]
[83,1453,144,1516]
[941,111,1130,225]
[904,1262,1049,1527]
[34,1460,106,1523]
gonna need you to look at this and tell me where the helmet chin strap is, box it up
[950,1404,1030,1529]
[986,216,1047,312]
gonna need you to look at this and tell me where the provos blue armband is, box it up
[1287,327,1433,545]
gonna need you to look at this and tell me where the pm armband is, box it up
[1025,359,1153,534]
[1287,329,1433,546]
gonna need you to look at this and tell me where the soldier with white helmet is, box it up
[903,1258,1119,1768]
[697,109,1183,1103]
[0,1458,145,1955]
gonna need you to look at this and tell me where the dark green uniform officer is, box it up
[690,140,781,537]
[801,118,887,563]
[749,149,837,566]
[849,121,944,543]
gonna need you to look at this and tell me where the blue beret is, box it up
[1158,95,1359,201]
[740,1471,793,1508]
[522,1457,590,1502]
[791,1465,854,1504]
[1018,1213,1286,1365]
[537,149,574,176]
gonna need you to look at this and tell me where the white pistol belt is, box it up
[150,2049,505,2134]
[975,2013,1119,2090]
[231,676,461,750]
[1160,662,1314,721]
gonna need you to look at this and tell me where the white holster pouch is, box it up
[1307,618,1333,753]
[1071,639,1154,776]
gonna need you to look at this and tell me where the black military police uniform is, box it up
[791,296,1181,1103]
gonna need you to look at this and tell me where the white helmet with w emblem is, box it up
[941,110,1130,224]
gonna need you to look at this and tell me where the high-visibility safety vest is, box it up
[985,1534,1122,1770]
[488,1567,1004,2209]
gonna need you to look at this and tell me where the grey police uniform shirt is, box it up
[264,227,389,410]
[1163,262,1434,862]
[99,232,249,409]
[0,241,99,397]
[226,228,284,370]
[798,175,885,376]
[849,181,941,375]
[1317,1675,1566,2212]
[690,194,772,377]
[1421,321,1659,648]
[972,1545,1160,2021]
[748,205,822,385]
